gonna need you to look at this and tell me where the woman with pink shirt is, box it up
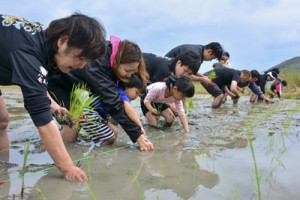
[144,75,194,133]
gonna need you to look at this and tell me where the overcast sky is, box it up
[2,0,300,73]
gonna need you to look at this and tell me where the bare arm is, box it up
[190,73,211,84]
[223,85,236,97]
[179,115,189,133]
[259,94,273,103]
[144,101,158,115]
[230,80,240,96]
[37,121,87,181]
[124,101,146,134]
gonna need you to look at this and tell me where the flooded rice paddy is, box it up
[0,87,300,200]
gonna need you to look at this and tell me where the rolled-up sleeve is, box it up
[248,82,263,96]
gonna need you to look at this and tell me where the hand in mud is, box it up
[239,87,245,94]
[151,109,160,116]
[138,134,154,151]
[60,165,88,182]
[232,96,240,104]
[266,99,275,104]
[201,76,212,85]
[54,108,75,128]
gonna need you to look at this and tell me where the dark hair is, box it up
[271,68,280,74]
[125,73,146,91]
[222,51,230,58]
[241,70,251,78]
[282,80,287,86]
[264,67,280,75]
[46,13,107,60]
[204,42,224,60]
[250,70,260,79]
[114,40,149,83]
[266,71,278,79]
[165,74,195,98]
[174,51,201,75]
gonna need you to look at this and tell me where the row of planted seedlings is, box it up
[232,99,299,200]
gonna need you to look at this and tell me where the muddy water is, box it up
[0,87,300,200]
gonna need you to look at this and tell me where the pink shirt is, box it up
[144,82,185,117]
[276,83,282,94]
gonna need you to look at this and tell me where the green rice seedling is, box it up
[86,157,92,179]
[231,187,239,200]
[193,146,202,168]
[176,166,184,185]
[69,83,99,129]
[21,141,30,198]
[35,185,46,200]
[186,98,194,112]
[52,83,99,129]
[151,102,164,115]
[131,167,145,200]
[85,182,97,200]
[247,127,262,200]
[212,131,217,145]
[159,165,165,187]
[157,165,165,199]
[207,71,217,80]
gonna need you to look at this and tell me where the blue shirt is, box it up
[95,87,130,118]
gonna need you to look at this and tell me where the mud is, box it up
[0,87,300,200]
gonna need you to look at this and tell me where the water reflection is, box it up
[2,89,300,199]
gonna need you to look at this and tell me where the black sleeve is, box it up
[21,86,53,126]
[232,70,240,82]
[10,50,53,127]
[143,53,172,83]
[165,44,203,58]
[87,61,142,143]
[260,80,266,94]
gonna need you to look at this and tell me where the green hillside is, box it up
[269,56,300,72]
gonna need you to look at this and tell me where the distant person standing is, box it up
[220,52,231,68]
[165,42,224,84]
[212,51,232,69]
[0,13,107,181]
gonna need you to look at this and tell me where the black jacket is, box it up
[142,53,175,83]
[0,14,53,126]
[255,74,268,94]
[48,43,143,143]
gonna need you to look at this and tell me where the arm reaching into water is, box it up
[179,115,189,133]
[124,101,146,135]
[38,121,87,181]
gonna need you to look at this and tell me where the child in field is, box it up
[270,78,287,99]
[78,73,146,145]
[143,75,194,133]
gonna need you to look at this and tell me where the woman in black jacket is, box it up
[48,36,154,151]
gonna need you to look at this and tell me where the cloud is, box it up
[2,0,299,71]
